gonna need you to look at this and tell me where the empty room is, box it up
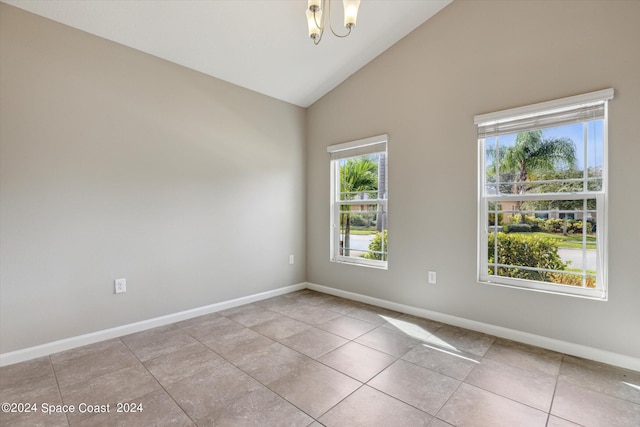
[1,0,639,426]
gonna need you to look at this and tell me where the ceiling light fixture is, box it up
[306,0,361,45]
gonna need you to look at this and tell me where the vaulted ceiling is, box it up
[3,0,452,107]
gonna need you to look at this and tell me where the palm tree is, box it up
[489,130,577,223]
[340,157,378,256]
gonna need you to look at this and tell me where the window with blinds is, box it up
[327,135,388,268]
[475,89,613,299]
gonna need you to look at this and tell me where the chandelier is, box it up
[306,0,361,45]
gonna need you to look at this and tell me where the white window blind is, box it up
[475,88,614,139]
[327,134,387,160]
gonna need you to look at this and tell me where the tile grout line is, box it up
[335,317,558,423]
[460,353,558,414]
[119,336,199,426]
[48,355,72,427]
[154,322,274,424]
[210,298,418,423]
[221,306,366,423]
[545,357,563,427]
[14,290,635,426]
[194,296,476,422]
[167,307,353,423]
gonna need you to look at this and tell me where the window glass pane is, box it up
[547,271,597,289]
[338,153,384,201]
[586,120,604,191]
[487,199,598,288]
[487,202,504,232]
[484,122,604,196]
[339,206,387,261]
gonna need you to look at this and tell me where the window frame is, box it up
[327,134,388,269]
[475,89,614,300]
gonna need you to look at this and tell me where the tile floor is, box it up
[1,289,639,426]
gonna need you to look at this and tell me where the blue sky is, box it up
[486,120,604,171]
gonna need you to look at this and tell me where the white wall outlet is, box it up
[428,271,437,284]
[114,278,127,294]
[289,254,295,265]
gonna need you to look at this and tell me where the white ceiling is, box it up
[3,0,452,107]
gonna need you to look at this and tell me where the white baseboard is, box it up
[0,282,306,367]
[306,282,640,372]
[4,281,638,372]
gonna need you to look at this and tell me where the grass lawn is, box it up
[566,267,597,275]
[522,232,597,250]
[340,226,377,235]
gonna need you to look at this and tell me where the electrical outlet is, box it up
[114,278,127,294]
[289,254,295,265]
[428,271,437,284]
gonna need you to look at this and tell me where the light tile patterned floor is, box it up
[1,289,639,426]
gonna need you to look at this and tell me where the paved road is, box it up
[347,234,375,251]
[558,248,596,271]
[345,234,596,271]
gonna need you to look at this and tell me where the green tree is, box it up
[488,130,577,223]
[520,168,598,212]
[340,157,378,256]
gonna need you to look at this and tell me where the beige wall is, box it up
[307,0,640,358]
[0,4,306,353]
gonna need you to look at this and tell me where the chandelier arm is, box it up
[313,10,324,44]
[311,0,324,44]
[327,0,352,38]
[329,26,352,38]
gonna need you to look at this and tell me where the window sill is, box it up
[478,277,607,301]
[331,258,388,270]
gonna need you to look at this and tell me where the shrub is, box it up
[526,216,545,232]
[488,232,566,281]
[348,214,367,227]
[567,220,593,234]
[488,212,504,227]
[541,218,594,234]
[507,214,544,231]
[509,213,523,225]
[548,272,596,288]
[543,218,564,233]
[505,223,532,233]
[364,230,387,261]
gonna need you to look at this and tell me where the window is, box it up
[327,134,388,268]
[475,89,614,299]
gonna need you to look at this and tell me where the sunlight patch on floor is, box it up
[380,316,432,341]
[379,315,480,364]
[419,342,481,363]
[622,381,640,391]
